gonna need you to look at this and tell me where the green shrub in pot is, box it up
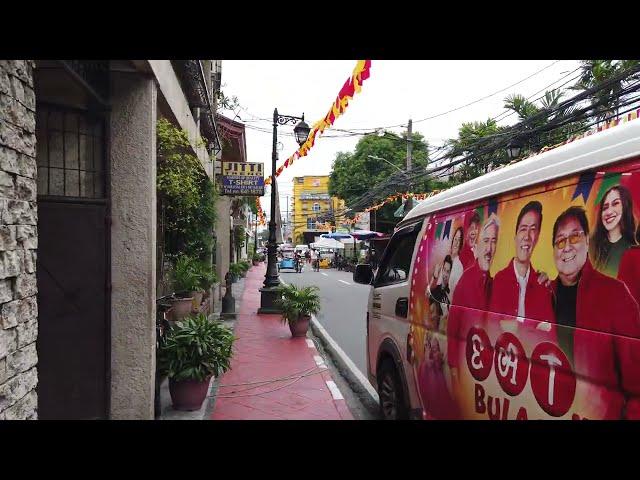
[159,313,235,410]
[197,262,218,291]
[238,261,250,277]
[173,255,201,295]
[275,284,321,337]
[228,263,243,282]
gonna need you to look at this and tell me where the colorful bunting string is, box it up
[340,190,445,226]
[265,60,372,185]
[256,197,267,226]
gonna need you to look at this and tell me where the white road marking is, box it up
[314,355,327,368]
[326,380,344,400]
[321,272,328,276]
[338,280,351,285]
[306,339,315,348]
[310,315,379,403]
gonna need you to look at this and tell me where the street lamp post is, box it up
[367,153,415,217]
[258,108,310,314]
[254,212,258,255]
[506,138,523,161]
[367,154,405,174]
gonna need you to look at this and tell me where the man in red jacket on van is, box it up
[618,243,640,308]
[489,201,555,324]
[447,214,499,374]
[551,206,640,419]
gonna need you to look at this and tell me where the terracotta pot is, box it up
[171,297,194,321]
[289,315,311,337]
[190,291,204,312]
[169,376,212,411]
[252,260,259,266]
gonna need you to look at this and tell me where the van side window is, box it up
[375,229,419,286]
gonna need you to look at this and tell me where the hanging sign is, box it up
[221,161,264,196]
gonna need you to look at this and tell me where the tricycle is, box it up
[277,249,302,273]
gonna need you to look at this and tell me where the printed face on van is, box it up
[441,259,452,287]
[467,222,479,248]
[515,211,541,266]
[451,229,463,257]
[478,222,498,272]
[553,217,589,285]
[601,188,623,233]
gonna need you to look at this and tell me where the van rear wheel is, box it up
[378,359,409,420]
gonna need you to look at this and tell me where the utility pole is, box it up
[405,118,413,213]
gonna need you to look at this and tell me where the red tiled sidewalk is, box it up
[210,263,353,420]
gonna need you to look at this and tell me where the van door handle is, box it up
[396,297,408,318]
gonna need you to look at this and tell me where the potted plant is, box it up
[275,284,321,337]
[194,261,217,312]
[252,253,261,266]
[171,255,200,321]
[238,261,250,278]
[159,314,235,411]
[228,263,242,282]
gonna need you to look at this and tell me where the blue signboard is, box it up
[221,161,265,196]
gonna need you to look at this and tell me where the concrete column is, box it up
[215,196,231,301]
[109,71,157,419]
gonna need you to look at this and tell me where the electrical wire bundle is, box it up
[329,62,640,219]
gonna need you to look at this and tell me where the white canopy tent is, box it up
[310,237,345,249]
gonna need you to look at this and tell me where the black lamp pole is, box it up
[254,212,258,255]
[258,108,309,313]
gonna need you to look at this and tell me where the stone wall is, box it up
[0,60,38,420]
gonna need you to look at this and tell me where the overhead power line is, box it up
[321,60,565,131]
[337,63,640,214]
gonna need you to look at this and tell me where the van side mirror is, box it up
[354,264,373,285]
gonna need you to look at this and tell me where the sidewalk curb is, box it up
[309,314,379,410]
[203,275,247,420]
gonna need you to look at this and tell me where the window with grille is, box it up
[307,218,316,230]
[312,203,320,212]
[36,105,106,199]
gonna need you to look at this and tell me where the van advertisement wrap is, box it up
[408,157,640,419]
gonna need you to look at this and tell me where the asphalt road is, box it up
[279,264,371,378]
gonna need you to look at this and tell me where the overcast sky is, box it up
[220,60,582,223]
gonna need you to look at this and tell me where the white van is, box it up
[354,116,640,420]
[295,244,309,253]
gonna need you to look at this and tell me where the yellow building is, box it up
[292,176,344,245]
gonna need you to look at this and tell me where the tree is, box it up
[329,130,447,232]
[572,60,640,124]
[446,119,509,183]
[502,88,586,156]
